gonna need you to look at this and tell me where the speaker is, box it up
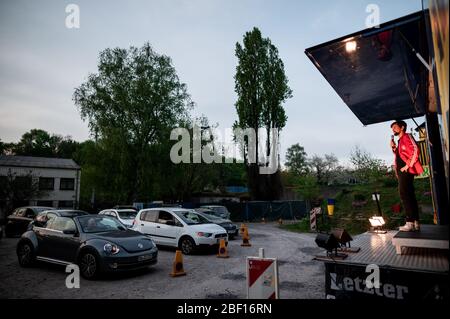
[315,233,339,252]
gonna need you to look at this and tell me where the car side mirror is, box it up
[63,229,77,235]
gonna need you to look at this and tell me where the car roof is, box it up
[140,207,192,213]
[41,210,89,217]
[201,205,224,208]
[17,206,55,210]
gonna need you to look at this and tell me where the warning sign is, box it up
[246,257,279,299]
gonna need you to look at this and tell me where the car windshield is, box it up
[212,207,228,215]
[175,211,210,225]
[118,211,137,219]
[201,212,222,221]
[78,216,126,233]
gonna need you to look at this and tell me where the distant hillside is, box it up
[282,178,434,235]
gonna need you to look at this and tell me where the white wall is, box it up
[0,166,80,208]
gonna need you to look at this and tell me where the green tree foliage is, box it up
[308,153,339,185]
[10,129,79,158]
[349,145,388,183]
[295,174,320,202]
[73,43,193,202]
[0,170,46,214]
[285,143,309,176]
[234,27,292,200]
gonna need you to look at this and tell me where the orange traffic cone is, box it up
[217,238,229,258]
[240,223,246,235]
[241,226,251,247]
[170,250,186,277]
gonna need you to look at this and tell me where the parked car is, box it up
[113,205,138,211]
[5,206,55,237]
[17,214,158,279]
[199,205,231,219]
[27,209,89,231]
[98,209,137,228]
[132,208,228,255]
[194,209,238,239]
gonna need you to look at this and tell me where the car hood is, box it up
[88,230,155,253]
[187,223,227,233]
[120,219,134,226]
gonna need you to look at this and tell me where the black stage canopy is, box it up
[305,11,429,125]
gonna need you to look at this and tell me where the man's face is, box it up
[391,124,403,136]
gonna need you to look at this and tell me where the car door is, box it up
[153,210,183,246]
[33,212,57,258]
[137,210,160,241]
[44,217,81,262]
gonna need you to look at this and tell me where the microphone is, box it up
[391,135,396,151]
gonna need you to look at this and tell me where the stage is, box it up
[315,226,449,299]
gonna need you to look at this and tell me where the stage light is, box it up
[315,233,347,259]
[345,41,357,52]
[332,228,353,246]
[369,216,387,234]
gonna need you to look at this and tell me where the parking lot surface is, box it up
[0,222,325,299]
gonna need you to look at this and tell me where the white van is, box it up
[132,208,228,254]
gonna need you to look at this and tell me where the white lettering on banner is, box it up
[329,272,409,299]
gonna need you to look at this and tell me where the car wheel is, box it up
[79,251,99,279]
[180,237,196,255]
[17,241,35,267]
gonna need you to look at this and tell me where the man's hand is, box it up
[390,140,396,151]
[400,165,409,172]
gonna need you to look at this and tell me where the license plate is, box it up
[227,230,234,234]
[138,254,152,261]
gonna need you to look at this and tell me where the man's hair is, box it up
[390,120,407,131]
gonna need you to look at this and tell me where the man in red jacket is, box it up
[390,120,424,231]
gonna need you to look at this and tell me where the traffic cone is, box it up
[241,226,251,247]
[240,223,246,235]
[170,250,186,277]
[217,238,229,258]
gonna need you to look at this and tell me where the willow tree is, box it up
[234,27,292,200]
[74,43,193,202]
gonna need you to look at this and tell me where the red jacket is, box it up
[393,133,424,175]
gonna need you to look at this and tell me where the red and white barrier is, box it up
[246,249,279,299]
[310,207,321,231]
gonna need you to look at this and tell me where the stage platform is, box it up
[319,228,449,274]
[392,225,449,255]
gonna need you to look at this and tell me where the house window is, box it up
[39,177,54,190]
[60,178,75,190]
[58,200,74,208]
[37,200,54,207]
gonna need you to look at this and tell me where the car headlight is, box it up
[103,243,120,255]
[196,232,212,237]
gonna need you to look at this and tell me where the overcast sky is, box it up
[0,0,423,166]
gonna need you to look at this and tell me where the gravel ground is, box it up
[0,222,325,299]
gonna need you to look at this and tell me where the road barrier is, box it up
[246,248,279,299]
